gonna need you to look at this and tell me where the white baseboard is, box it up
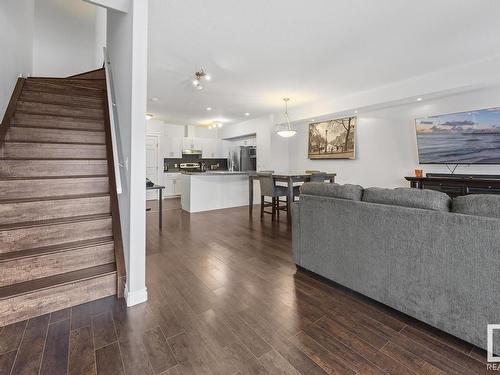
[124,286,148,307]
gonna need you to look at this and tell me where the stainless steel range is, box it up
[179,162,202,173]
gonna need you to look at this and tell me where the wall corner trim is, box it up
[124,285,148,306]
[83,0,130,13]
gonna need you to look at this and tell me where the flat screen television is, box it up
[415,107,500,164]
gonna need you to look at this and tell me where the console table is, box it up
[405,174,500,198]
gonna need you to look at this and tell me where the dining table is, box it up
[248,172,336,221]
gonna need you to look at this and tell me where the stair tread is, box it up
[17,100,103,112]
[23,81,105,97]
[10,124,105,132]
[0,192,110,204]
[0,263,116,300]
[0,213,112,231]
[0,174,108,181]
[0,156,108,161]
[0,157,107,161]
[2,140,106,146]
[0,236,114,262]
[8,125,105,133]
[27,77,105,88]
[22,88,104,100]
[16,110,104,121]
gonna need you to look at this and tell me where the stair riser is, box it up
[0,272,116,326]
[0,143,107,159]
[17,102,104,119]
[21,90,104,109]
[0,177,109,200]
[0,160,108,177]
[6,127,106,144]
[0,243,114,287]
[28,78,106,90]
[0,196,110,225]
[13,113,105,131]
[23,81,105,97]
[0,217,113,254]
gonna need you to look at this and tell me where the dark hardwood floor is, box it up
[0,198,490,374]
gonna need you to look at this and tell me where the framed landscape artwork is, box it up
[308,116,356,159]
[415,107,500,164]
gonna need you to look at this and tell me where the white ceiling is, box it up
[147,0,500,126]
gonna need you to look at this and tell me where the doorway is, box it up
[146,135,159,200]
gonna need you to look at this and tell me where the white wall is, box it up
[94,6,107,67]
[33,0,102,76]
[107,0,148,306]
[288,86,500,188]
[0,0,34,115]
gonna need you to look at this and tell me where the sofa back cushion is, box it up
[452,194,500,219]
[300,182,364,201]
[362,187,451,211]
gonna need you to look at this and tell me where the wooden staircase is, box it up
[0,69,126,326]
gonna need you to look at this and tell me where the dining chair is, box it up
[309,172,328,182]
[257,173,299,220]
[258,173,285,220]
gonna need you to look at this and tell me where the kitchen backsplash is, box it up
[164,156,228,172]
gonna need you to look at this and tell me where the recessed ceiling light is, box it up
[354,110,358,114]
[311,119,315,122]
[206,107,212,111]
[217,123,223,128]
[417,97,423,101]
[145,114,154,120]
[151,97,159,102]
[244,112,250,116]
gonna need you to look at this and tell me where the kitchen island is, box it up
[181,171,261,213]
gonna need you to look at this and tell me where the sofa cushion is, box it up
[452,194,500,219]
[362,187,451,211]
[300,182,364,201]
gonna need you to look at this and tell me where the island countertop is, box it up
[181,171,260,212]
[181,171,250,176]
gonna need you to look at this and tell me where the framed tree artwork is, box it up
[308,116,356,159]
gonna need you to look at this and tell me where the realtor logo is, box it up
[488,324,500,363]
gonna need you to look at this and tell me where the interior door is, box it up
[146,135,159,200]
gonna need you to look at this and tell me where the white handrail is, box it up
[103,47,124,194]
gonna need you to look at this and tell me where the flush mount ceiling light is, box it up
[145,114,154,120]
[206,107,212,111]
[192,69,211,90]
[209,122,222,129]
[244,112,250,116]
[275,98,296,138]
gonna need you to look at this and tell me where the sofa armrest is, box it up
[291,202,301,265]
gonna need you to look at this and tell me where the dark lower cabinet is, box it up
[405,174,500,198]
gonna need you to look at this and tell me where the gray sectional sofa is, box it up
[292,183,500,350]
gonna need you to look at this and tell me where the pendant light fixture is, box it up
[275,98,296,138]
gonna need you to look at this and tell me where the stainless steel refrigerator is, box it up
[228,146,256,171]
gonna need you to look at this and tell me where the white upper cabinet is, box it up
[164,137,183,158]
